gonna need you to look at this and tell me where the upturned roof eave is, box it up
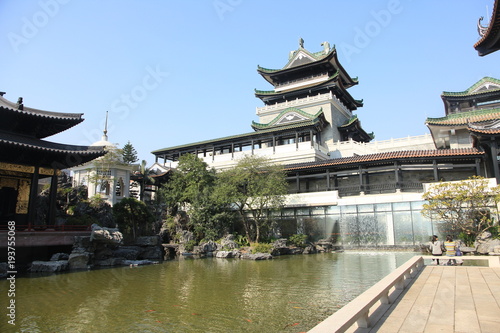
[425,107,500,126]
[474,0,500,56]
[257,48,358,88]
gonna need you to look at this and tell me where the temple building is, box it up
[426,77,500,182]
[151,40,500,247]
[70,114,133,206]
[0,93,106,228]
[152,40,372,169]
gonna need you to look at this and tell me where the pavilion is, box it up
[0,93,106,229]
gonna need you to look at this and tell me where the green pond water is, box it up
[1,252,416,333]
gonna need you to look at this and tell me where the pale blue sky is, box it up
[1,0,498,166]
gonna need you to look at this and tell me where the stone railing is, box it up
[421,255,500,267]
[329,134,435,158]
[256,91,351,116]
[308,256,424,332]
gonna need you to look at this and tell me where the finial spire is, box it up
[299,37,304,48]
[102,111,109,141]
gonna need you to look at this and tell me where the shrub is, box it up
[289,234,307,247]
[235,234,249,247]
[250,242,273,254]
[184,240,197,252]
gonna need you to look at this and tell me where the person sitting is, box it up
[444,235,463,265]
[429,235,444,265]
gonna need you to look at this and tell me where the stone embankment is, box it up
[25,233,342,273]
[28,224,162,273]
[169,234,342,261]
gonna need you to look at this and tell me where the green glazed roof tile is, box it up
[442,77,500,97]
[425,107,500,126]
[251,107,324,129]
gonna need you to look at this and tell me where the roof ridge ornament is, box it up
[17,97,23,110]
[478,16,488,37]
[321,41,330,54]
[299,37,304,49]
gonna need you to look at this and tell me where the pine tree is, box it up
[122,141,138,164]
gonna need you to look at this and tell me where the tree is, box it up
[138,159,155,201]
[113,197,155,241]
[213,155,288,243]
[162,154,216,214]
[122,141,138,164]
[160,154,232,241]
[421,176,500,245]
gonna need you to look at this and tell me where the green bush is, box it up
[235,234,249,247]
[184,240,197,252]
[289,234,307,247]
[250,242,273,254]
[458,231,476,247]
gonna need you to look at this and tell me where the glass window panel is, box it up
[392,202,411,211]
[277,217,297,238]
[269,210,281,217]
[411,201,426,211]
[358,204,374,213]
[304,215,325,242]
[325,215,341,244]
[342,214,360,246]
[358,212,378,245]
[282,208,295,216]
[411,211,433,244]
[341,205,357,214]
[326,205,340,214]
[375,203,391,212]
[375,212,389,245]
[296,208,310,216]
[311,207,325,215]
[393,211,414,245]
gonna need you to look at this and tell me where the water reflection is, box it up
[0,252,415,333]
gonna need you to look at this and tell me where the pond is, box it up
[1,251,416,333]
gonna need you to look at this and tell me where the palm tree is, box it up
[138,160,155,201]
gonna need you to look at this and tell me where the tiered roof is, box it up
[338,115,374,142]
[0,94,106,169]
[255,40,363,110]
[440,77,500,116]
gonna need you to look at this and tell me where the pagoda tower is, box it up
[254,38,372,153]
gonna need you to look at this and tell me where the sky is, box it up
[1,0,499,166]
